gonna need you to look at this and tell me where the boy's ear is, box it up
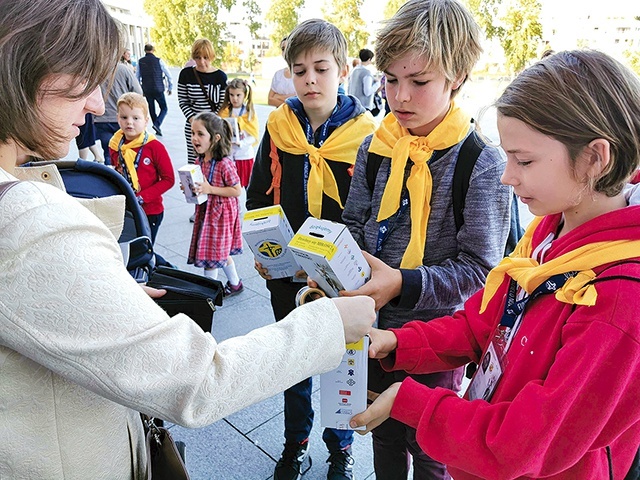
[451,75,465,92]
[339,64,349,84]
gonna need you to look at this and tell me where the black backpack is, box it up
[365,130,523,256]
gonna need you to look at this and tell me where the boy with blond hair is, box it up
[109,92,175,262]
[246,18,377,480]
[341,0,512,478]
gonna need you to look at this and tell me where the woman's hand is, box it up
[368,328,398,359]
[340,251,402,311]
[141,285,166,298]
[349,382,401,434]
[331,296,375,344]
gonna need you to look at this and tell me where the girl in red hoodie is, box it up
[351,50,640,479]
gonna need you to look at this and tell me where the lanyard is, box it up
[118,132,147,187]
[205,159,217,185]
[374,161,413,255]
[496,271,579,352]
[302,105,337,216]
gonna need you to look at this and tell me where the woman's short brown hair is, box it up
[191,39,216,60]
[0,0,122,159]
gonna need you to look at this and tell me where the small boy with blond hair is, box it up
[341,0,512,478]
[109,92,175,258]
[246,18,377,480]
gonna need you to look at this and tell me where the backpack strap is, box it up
[265,138,282,205]
[366,152,384,192]
[452,131,484,232]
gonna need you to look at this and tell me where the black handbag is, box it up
[147,266,223,332]
[143,415,190,480]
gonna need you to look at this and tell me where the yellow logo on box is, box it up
[258,241,283,258]
[289,234,338,260]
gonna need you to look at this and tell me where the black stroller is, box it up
[22,159,223,331]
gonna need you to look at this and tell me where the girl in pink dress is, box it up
[188,112,244,296]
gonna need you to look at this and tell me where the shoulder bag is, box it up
[142,414,190,480]
[192,67,219,113]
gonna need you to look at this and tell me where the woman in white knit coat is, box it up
[0,1,375,479]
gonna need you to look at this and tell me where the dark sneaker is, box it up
[223,280,244,297]
[274,440,312,480]
[326,447,354,480]
[189,213,195,223]
[152,125,163,136]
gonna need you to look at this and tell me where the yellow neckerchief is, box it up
[369,102,470,268]
[219,106,260,146]
[108,130,156,192]
[267,105,377,218]
[480,216,640,313]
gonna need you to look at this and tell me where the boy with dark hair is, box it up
[341,0,512,478]
[246,18,377,480]
[348,48,381,112]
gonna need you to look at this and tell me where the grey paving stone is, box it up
[168,419,275,480]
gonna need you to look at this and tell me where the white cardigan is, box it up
[0,166,346,479]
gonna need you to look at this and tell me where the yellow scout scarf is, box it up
[480,216,640,313]
[268,106,377,218]
[108,130,156,192]
[219,107,260,147]
[369,102,470,268]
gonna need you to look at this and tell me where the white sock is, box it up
[222,259,240,286]
[204,268,219,280]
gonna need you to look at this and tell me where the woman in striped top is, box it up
[178,38,227,164]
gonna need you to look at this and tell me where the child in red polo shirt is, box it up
[109,92,175,253]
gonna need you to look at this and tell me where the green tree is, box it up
[624,49,640,77]
[464,0,542,75]
[501,0,542,73]
[265,0,305,54]
[143,0,234,66]
[242,0,262,38]
[323,0,369,56]
[222,42,243,72]
[384,0,406,19]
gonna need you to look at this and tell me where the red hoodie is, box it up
[385,205,640,479]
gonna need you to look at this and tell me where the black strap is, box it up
[192,67,218,113]
[365,152,384,192]
[452,131,484,231]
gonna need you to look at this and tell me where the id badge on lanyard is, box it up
[467,271,577,402]
[467,334,507,402]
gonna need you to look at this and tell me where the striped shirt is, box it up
[177,67,227,118]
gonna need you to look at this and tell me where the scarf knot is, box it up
[370,102,471,268]
[108,130,156,192]
[480,216,640,313]
[267,105,376,218]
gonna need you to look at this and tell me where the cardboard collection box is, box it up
[242,206,301,279]
[178,164,208,205]
[288,218,371,297]
[320,336,369,430]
